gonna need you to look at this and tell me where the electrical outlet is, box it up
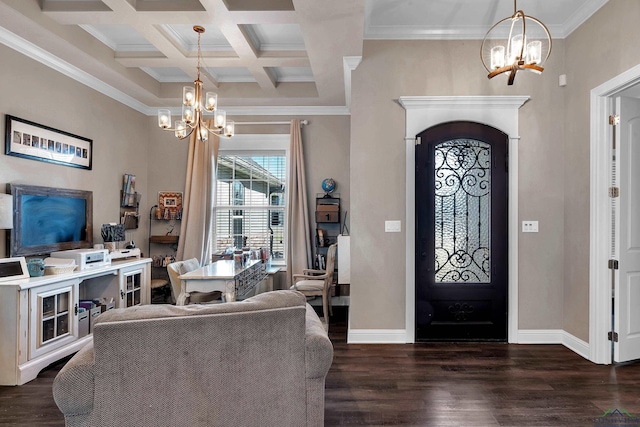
[522,220,539,233]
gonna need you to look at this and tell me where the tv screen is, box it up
[8,184,93,257]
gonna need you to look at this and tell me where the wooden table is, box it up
[177,259,266,305]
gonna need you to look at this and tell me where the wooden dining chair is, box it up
[291,243,337,327]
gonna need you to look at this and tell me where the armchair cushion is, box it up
[292,279,325,292]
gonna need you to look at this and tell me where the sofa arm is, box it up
[52,341,96,416]
[304,304,334,379]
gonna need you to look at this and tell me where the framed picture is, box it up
[158,192,183,220]
[5,115,92,170]
[0,257,29,283]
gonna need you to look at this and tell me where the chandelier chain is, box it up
[196,31,201,82]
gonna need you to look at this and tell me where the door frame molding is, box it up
[399,96,529,343]
[589,64,640,364]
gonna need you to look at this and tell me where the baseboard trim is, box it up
[345,328,590,359]
[517,329,590,360]
[560,331,590,360]
[347,329,407,344]
[517,329,565,344]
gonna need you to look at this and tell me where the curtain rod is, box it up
[234,120,308,126]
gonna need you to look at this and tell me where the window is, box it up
[213,135,288,264]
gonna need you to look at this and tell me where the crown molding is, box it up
[398,96,529,110]
[560,0,609,38]
[0,26,152,115]
[365,0,609,41]
[161,105,350,116]
[0,27,350,118]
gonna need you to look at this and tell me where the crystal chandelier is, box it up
[480,0,552,85]
[157,25,234,141]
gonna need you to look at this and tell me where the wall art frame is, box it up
[158,191,183,220]
[5,115,93,170]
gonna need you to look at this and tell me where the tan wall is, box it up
[0,44,150,259]
[146,115,351,267]
[349,39,566,332]
[563,0,640,340]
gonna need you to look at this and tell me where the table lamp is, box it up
[0,194,13,230]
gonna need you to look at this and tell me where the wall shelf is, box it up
[149,235,179,244]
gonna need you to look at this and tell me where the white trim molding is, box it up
[348,329,407,344]
[589,63,640,364]
[364,0,609,40]
[343,56,362,110]
[400,95,528,344]
[518,330,590,360]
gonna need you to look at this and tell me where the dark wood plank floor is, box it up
[2,307,640,426]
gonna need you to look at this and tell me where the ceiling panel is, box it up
[243,24,305,51]
[81,24,156,52]
[141,67,191,82]
[0,0,609,113]
[163,24,232,52]
[268,67,313,82]
[207,67,255,82]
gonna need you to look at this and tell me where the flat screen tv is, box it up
[7,184,93,257]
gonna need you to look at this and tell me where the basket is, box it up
[45,265,77,275]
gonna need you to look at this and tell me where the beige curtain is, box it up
[287,119,312,285]
[176,122,219,266]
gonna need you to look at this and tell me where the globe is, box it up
[321,178,336,194]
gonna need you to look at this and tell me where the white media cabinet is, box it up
[0,258,151,386]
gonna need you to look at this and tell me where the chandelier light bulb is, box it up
[158,109,171,129]
[205,92,217,112]
[225,121,235,138]
[175,120,186,139]
[214,110,226,130]
[183,87,195,106]
[490,46,505,69]
[508,34,526,64]
[527,40,542,64]
[182,105,194,124]
[199,126,209,142]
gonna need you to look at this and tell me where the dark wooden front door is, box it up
[416,121,508,341]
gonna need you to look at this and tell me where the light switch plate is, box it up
[522,220,539,233]
[385,220,401,233]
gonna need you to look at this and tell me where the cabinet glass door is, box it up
[29,280,78,359]
[123,271,142,307]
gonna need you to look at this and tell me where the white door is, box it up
[614,96,640,362]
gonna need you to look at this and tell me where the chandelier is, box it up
[480,0,552,85]
[157,25,234,141]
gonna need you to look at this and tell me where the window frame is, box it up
[215,134,290,266]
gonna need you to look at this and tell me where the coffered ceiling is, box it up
[0,0,608,115]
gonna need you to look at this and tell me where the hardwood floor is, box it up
[1,307,639,426]
[325,309,640,426]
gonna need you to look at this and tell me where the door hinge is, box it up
[608,331,619,342]
[609,187,620,198]
[608,259,619,270]
[609,115,620,126]
[415,137,421,146]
